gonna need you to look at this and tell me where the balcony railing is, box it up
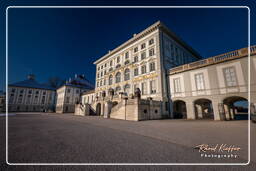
[169,45,256,74]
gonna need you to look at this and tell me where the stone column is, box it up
[212,101,224,121]
[230,107,235,120]
[186,101,196,119]
[195,104,203,119]
[224,104,231,120]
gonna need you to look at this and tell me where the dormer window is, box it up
[125,52,129,59]
[134,47,138,53]
[117,56,120,63]
[149,38,154,45]
[141,43,146,49]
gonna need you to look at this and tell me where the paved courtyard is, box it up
[1,113,256,170]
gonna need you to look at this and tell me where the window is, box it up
[67,89,71,93]
[150,80,156,94]
[134,68,139,76]
[223,67,237,87]
[34,95,38,104]
[43,91,46,95]
[115,72,121,83]
[149,62,156,71]
[98,67,100,71]
[149,48,155,56]
[109,75,113,85]
[76,90,80,94]
[173,78,181,93]
[101,65,103,69]
[116,64,121,69]
[105,63,107,67]
[134,56,138,63]
[149,38,154,45]
[142,82,147,95]
[141,52,146,60]
[11,88,15,93]
[104,70,106,75]
[103,79,106,85]
[97,81,99,87]
[66,97,70,104]
[20,89,24,94]
[141,43,146,49]
[117,56,120,63]
[9,94,14,104]
[26,95,31,104]
[124,69,130,81]
[134,47,138,53]
[101,72,103,77]
[41,96,45,104]
[141,65,146,74]
[125,52,129,59]
[97,73,100,78]
[195,73,205,90]
[110,60,113,66]
[124,60,130,65]
[100,80,102,86]
[28,90,32,94]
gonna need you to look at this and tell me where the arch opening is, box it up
[173,100,187,119]
[194,98,214,119]
[96,103,101,116]
[223,96,248,120]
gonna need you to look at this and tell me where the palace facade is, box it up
[8,74,56,112]
[55,74,94,113]
[91,21,201,118]
[78,21,256,121]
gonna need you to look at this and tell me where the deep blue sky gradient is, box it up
[0,6,254,91]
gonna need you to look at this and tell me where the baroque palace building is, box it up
[86,21,202,118]
[55,74,94,113]
[6,21,256,121]
[8,74,56,112]
[78,21,256,121]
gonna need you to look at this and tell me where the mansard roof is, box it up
[9,79,55,91]
[94,20,202,65]
[59,74,95,90]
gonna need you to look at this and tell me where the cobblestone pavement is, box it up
[0,113,256,170]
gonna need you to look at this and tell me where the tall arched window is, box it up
[124,69,130,81]
[109,75,113,85]
[115,72,121,83]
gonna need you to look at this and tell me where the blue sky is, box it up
[0,7,253,91]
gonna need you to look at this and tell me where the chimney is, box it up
[27,74,35,80]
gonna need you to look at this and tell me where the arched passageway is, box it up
[194,99,214,119]
[173,100,187,119]
[96,103,101,116]
[223,96,248,120]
